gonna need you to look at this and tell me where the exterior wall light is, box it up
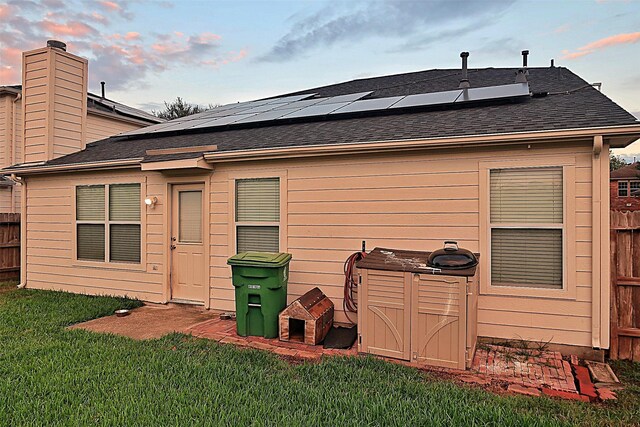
[144,196,158,207]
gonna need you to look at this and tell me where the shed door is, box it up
[170,184,205,304]
[360,269,411,360]
[411,274,466,369]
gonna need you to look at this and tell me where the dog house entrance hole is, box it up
[288,318,305,342]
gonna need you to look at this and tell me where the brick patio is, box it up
[186,316,357,360]
[472,344,577,393]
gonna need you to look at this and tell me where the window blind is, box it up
[77,224,105,261]
[77,185,105,221]
[490,167,563,224]
[110,224,141,263]
[110,184,140,221]
[236,178,280,222]
[491,228,562,288]
[179,191,202,243]
[237,226,279,253]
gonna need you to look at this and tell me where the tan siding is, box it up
[23,139,598,347]
[25,170,165,302]
[85,113,141,143]
[206,141,596,343]
[51,50,85,159]
[22,50,50,164]
[0,96,22,213]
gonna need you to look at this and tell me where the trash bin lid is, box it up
[227,252,292,267]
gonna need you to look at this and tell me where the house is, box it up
[610,162,640,211]
[0,41,163,213]
[5,48,640,357]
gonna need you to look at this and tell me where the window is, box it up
[76,183,141,263]
[235,178,280,253]
[618,181,628,197]
[178,191,202,243]
[630,181,640,196]
[489,167,563,289]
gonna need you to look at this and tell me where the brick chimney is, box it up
[21,40,87,163]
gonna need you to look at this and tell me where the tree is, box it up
[152,97,214,120]
[610,149,627,171]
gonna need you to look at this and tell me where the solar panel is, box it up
[240,103,281,115]
[190,113,258,128]
[278,102,351,119]
[154,117,221,132]
[390,90,461,109]
[270,98,326,110]
[120,84,529,137]
[455,83,529,103]
[121,121,182,136]
[265,93,317,105]
[330,96,404,114]
[234,107,302,123]
[315,91,373,105]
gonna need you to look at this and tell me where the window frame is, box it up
[228,170,287,256]
[479,158,576,300]
[73,177,146,271]
[617,180,640,197]
[618,180,629,197]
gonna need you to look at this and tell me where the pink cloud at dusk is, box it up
[123,31,140,40]
[99,1,120,12]
[40,20,96,37]
[0,0,248,89]
[562,31,640,59]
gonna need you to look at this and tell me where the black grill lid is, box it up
[427,241,478,270]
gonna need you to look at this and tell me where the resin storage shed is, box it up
[279,287,334,345]
[356,248,479,370]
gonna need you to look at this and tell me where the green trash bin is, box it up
[227,252,292,338]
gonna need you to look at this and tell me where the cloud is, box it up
[258,0,515,62]
[40,19,97,37]
[562,31,640,59]
[0,0,247,89]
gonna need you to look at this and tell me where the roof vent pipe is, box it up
[100,81,106,99]
[550,58,555,68]
[458,52,470,89]
[515,49,529,83]
[47,40,66,51]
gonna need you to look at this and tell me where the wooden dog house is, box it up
[279,287,334,345]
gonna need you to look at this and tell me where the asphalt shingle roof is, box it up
[20,66,640,168]
[611,162,640,179]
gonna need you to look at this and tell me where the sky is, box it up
[1,0,639,153]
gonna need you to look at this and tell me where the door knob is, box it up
[170,244,176,250]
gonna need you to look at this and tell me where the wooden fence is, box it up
[0,213,20,281]
[610,210,640,361]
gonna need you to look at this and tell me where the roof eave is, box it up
[203,124,640,163]
[3,158,143,175]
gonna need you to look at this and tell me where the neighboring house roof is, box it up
[611,162,640,180]
[0,84,163,125]
[6,66,640,171]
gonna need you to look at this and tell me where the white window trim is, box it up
[617,179,640,197]
[72,178,146,271]
[618,180,629,197]
[228,170,287,256]
[479,157,577,300]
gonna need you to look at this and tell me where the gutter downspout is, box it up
[11,93,21,212]
[10,173,27,289]
[591,135,609,349]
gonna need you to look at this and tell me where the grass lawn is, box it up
[0,282,639,426]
